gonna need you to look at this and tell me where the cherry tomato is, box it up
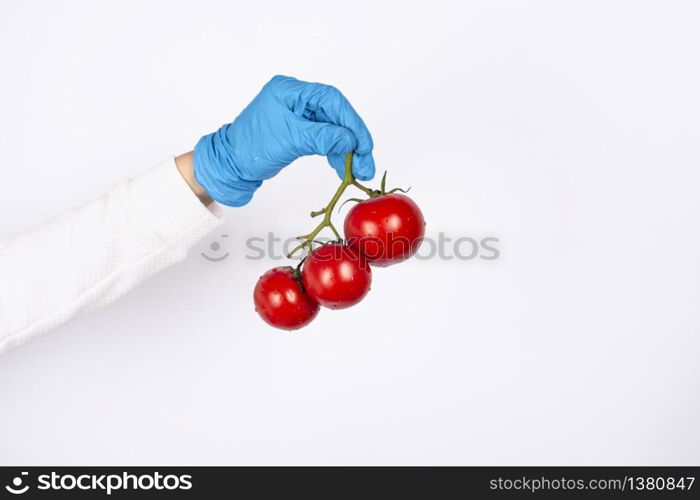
[301,244,371,309]
[343,193,425,267]
[254,267,320,330]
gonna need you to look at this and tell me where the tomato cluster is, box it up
[254,155,425,330]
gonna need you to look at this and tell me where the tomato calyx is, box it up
[338,170,411,213]
[286,263,305,288]
[353,170,412,200]
[378,170,411,197]
[291,264,303,283]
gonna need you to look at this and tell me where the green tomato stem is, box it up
[351,180,374,196]
[287,152,372,258]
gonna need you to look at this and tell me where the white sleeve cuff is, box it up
[126,157,224,253]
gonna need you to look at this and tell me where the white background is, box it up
[1,0,699,465]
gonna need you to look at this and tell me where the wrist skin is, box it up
[175,151,213,206]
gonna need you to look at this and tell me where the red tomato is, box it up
[301,244,371,309]
[254,267,320,330]
[343,193,425,267]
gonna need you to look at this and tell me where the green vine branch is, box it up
[287,152,373,258]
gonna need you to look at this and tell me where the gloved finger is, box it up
[327,151,376,181]
[294,120,357,158]
[269,75,375,178]
[305,86,374,155]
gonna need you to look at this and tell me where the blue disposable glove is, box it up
[194,75,375,207]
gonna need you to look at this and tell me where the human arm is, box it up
[0,158,223,354]
[0,75,374,353]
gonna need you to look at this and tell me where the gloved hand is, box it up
[194,75,375,207]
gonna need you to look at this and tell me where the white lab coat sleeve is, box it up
[0,157,224,354]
